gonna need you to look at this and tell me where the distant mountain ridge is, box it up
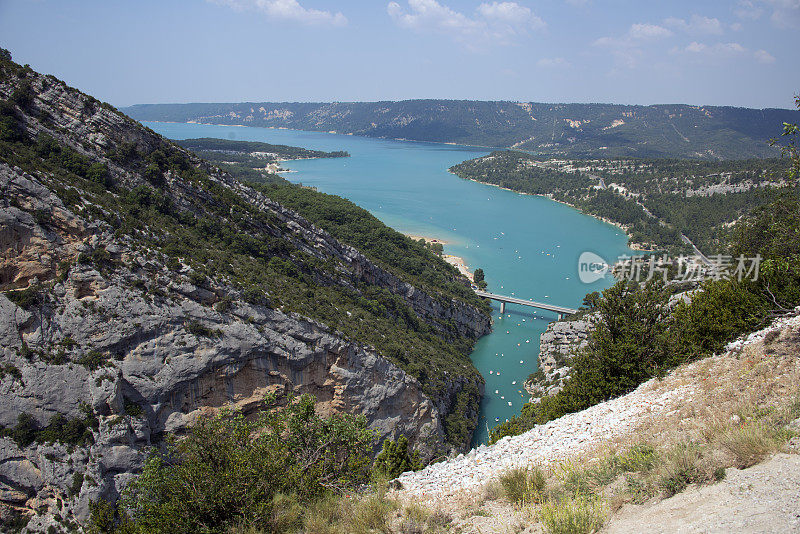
[122,100,800,160]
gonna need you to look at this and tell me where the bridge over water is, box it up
[475,290,578,319]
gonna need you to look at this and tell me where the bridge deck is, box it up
[475,290,578,315]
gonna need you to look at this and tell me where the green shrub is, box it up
[86,162,112,188]
[1,409,95,448]
[4,286,42,308]
[185,320,221,338]
[3,413,37,447]
[37,412,95,446]
[0,99,25,142]
[118,394,375,533]
[123,400,144,418]
[0,509,31,533]
[69,472,85,497]
[10,80,34,109]
[0,363,22,381]
[76,350,112,371]
[672,278,769,356]
[87,498,118,534]
[372,435,422,479]
[215,297,232,313]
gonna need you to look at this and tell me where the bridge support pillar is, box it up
[500,302,506,314]
[557,313,563,321]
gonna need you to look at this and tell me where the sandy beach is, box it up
[403,233,472,279]
[404,233,450,245]
[443,254,472,278]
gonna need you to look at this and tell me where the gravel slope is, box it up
[397,312,800,515]
[397,377,694,499]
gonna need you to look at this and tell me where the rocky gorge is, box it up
[0,57,491,529]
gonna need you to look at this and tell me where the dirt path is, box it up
[604,453,800,533]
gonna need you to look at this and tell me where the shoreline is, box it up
[146,118,650,255]
[404,233,450,245]
[402,233,471,278]
[449,172,656,252]
[442,254,472,279]
[139,120,500,151]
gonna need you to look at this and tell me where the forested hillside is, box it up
[174,137,347,185]
[123,100,800,160]
[450,152,792,253]
[486,99,800,443]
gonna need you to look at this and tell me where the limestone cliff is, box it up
[524,314,597,400]
[0,57,490,530]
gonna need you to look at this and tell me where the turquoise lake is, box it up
[145,121,635,446]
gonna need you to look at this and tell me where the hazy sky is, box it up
[1,0,798,108]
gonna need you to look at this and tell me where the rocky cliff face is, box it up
[524,314,598,400]
[0,59,490,530]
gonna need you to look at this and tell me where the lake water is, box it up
[145,122,635,445]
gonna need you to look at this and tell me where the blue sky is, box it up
[1,0,798,108]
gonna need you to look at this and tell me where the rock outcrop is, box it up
[524,314,598,400]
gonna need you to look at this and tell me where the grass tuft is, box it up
[538,494,606,534]
[499,465,547,504]
[719,420,787,469]
[656,442,703,497]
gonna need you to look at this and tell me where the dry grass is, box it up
[719,420,790,469]
[537,494,606,534]
[398,505,452,534]
[302,490,398,534]
[300,486,458,534]
[655,442,704,497]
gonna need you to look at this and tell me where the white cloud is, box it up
[537,57,569,68]
[754,48,777,63]
[478,1,545,30]
[210,0,347,26]
[664,15,724,35]
[684,41,745,54]
[592,22,671,68]
[676,41,777,65]
[765,0,800,28]
[735,0,763,20]
[734,0,800,27]
[629,23,673,39]
[387,0,545,45]
[387,0,478,34]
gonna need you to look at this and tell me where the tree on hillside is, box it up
[582,291,601,310]
[770,94,800,180]
[373,435,423,479]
